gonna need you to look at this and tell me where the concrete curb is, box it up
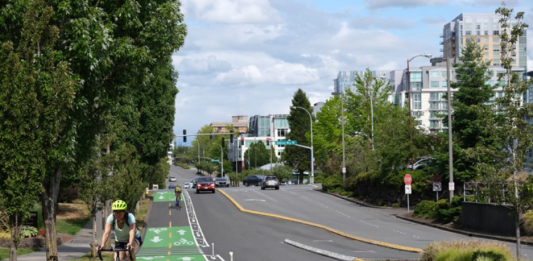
[394,214,533,247]
[284,239,363,261]
[218,189,423,253]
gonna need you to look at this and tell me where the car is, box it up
[260,176,279,190]
[408,157,436,170]
[191,177,201,188]
[169,176,177,182]
[196,177,216,194]
[184,181,193,189]
[215,178,230,187]
[168,184,177,190]
[243,175,265,186]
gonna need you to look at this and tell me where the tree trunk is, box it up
[42,167,62,261]
[9,214,20,261]
[299,171,304,185]
[516,209,521,260]
[91,213,97,257]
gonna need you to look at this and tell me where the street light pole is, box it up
[406,54,432,167]
[193,140,200,163]
[292,106,314,184]
[446,57,454,203]
[213,143,224,178]
[341,86,346,188]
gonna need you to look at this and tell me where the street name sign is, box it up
[275,140,297,145]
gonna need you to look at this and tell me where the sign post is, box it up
[432,174,442,201]
[404,174,412,212]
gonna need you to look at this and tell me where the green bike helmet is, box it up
[112,200,127,211]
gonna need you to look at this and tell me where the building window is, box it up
[493,30,499,35]
[277,129,287,137]
[476,38,481,43]
[476,25,481,29]
[413,93,421,110]
[430,71,440,77]
[484,30,488,35]
[493,45,500,51]
[431,81,439,88]
[493,50,500,57]
[430,120,440,128]
[442,81,448,87]
[493,59,500,66]
[441,71,447,77]
[466,31,471,36]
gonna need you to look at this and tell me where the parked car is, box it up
[215,178,230,187]
[168,184,177,190]
[243,175,265,186]
[260,176,279,190]
[169,176,177,182]
[196,177,216,193]
[407,157,436,170]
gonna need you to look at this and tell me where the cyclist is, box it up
[175,185,182,209]
[99,200,141,261]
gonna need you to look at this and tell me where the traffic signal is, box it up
[240,137,244,146]
[230,130,234,143]
[222,138,225,148]
[183,129,187,143]
[266,137,269,146]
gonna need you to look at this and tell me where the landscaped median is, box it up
[217,189,423,254]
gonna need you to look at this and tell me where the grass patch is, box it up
[56,218,91,235]
[135,192,154,231]
[421,240,515,261]
[0,247,35,260]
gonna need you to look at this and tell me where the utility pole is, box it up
[341,86,346,188]
[446,57,454,203]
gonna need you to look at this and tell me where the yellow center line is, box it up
[169,232,172,238]
[169,210,171,216]
[169,221,172,228]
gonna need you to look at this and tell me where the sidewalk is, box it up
[17,216,99,261]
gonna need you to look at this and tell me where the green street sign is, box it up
[275,140,297,145]
[211,159,220,163]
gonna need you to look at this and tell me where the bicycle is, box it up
[175,192,182,210]
[98,247,133,261]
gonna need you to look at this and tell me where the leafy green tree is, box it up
[284,89,314,184]
[478,6,533,258]
[313,96,342,174]
[272,165,293,183]
[0,2,76,260]
[243,141,271,169]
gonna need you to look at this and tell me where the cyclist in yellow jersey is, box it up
[175,185,182,209]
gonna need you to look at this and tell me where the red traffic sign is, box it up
[433,174,442,183]
[404,174,412,185]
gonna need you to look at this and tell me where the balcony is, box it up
[440,41,444,45]
[440,34,444,38]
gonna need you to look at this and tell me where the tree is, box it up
[0,1,187,259]
[243,141,270,169]
[284,89,314,184]
[313,96,343,174]
[434,41,498,185]
[481,5,532,258]
[272,165,293,183]
[0,2,76,260]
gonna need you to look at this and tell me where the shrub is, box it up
[523,212,533,235]
[177,163,190,169]
[421,240,514,261]
[414,200,438,219]
[322,174,342,192]
[391,203,399,208]
[21,226,38,238]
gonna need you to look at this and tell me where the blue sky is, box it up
[172,0,532,144]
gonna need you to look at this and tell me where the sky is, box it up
[171,0,533,144]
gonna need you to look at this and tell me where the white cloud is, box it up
[174,55,232,75]
[215,61,319,86]
[364,0,448,9]
[182,0,281,24]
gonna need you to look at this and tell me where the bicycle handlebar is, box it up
[98,247,133,261]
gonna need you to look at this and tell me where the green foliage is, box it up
[523,212,533,235]
[177,163,190,169]
[322,174,343,192]
[391,203,399,208]
[414,200,438,219]
[0,247,34,260]
[56,217,91,235]
[313,96,342,174]
[272,165,292,183]
[243,141,271,169]
[20,226,38,238]
[284,89,314,183]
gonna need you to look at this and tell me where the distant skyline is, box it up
[172,0,532,144]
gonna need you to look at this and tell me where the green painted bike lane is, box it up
[153,191,184,202]
[137,226,206,261]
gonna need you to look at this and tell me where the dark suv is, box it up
[243,175,265,186]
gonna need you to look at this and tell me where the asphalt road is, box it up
[137,165,533,260]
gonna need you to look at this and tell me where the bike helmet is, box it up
[112,200,127,211]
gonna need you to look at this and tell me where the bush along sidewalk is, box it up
[413,196,463,224]
[420,240,515,261]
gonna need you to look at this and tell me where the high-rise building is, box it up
[442,13,527,69]
[333,70,392,95]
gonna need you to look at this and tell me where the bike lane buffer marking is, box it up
[154,191,184,202]
[138,226,206,261]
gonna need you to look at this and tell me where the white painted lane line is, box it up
[216,254,226,261]
[335,210,350,218]
[183,190,210,247]
[284,239,357,261]
[251,190,278,203]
